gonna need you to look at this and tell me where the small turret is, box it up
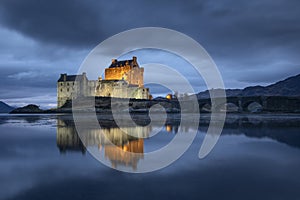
[132,56,137,63]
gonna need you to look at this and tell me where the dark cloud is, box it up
[0,0,105,48]
[0,0,300,107]
[0,0,298,51]
[0,0,299,73]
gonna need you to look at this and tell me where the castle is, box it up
[57,56,150,108]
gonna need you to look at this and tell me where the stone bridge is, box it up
[195,96,300,113]
[70,96,300,113]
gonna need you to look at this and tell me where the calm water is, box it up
[0,113,300,200]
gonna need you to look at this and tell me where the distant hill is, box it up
[10,104,43,114]
[197,74,300,98]
[0,101,14,113]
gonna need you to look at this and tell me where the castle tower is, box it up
[104,56,144,87]
[57,72,89,108]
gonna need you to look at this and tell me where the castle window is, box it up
[67,88,69,92]
[60,89,63,92]
[67,83,69,86]
[61,83,63,86]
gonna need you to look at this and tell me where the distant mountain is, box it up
[197,74,300,98]
[0,101,14,113]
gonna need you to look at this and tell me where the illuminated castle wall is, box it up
[105,56,144,87]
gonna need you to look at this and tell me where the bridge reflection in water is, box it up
[56,117,180,170]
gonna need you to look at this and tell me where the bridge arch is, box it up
[200,103,211,113]
[243,101,263,113]
[215,102,239,112]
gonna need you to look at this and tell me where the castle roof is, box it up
[109,56,139,69]
[57,74,86,82]
[109,59,134,68]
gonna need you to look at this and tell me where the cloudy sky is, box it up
[0,0,299,108]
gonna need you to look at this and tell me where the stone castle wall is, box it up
[95,80,149,99]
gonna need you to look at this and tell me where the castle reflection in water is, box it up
[56,117,179,170]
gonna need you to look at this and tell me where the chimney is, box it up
[132,56,137,63]
[112,59,117,64]
[61,73,67,82]
[82,72,87,81]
